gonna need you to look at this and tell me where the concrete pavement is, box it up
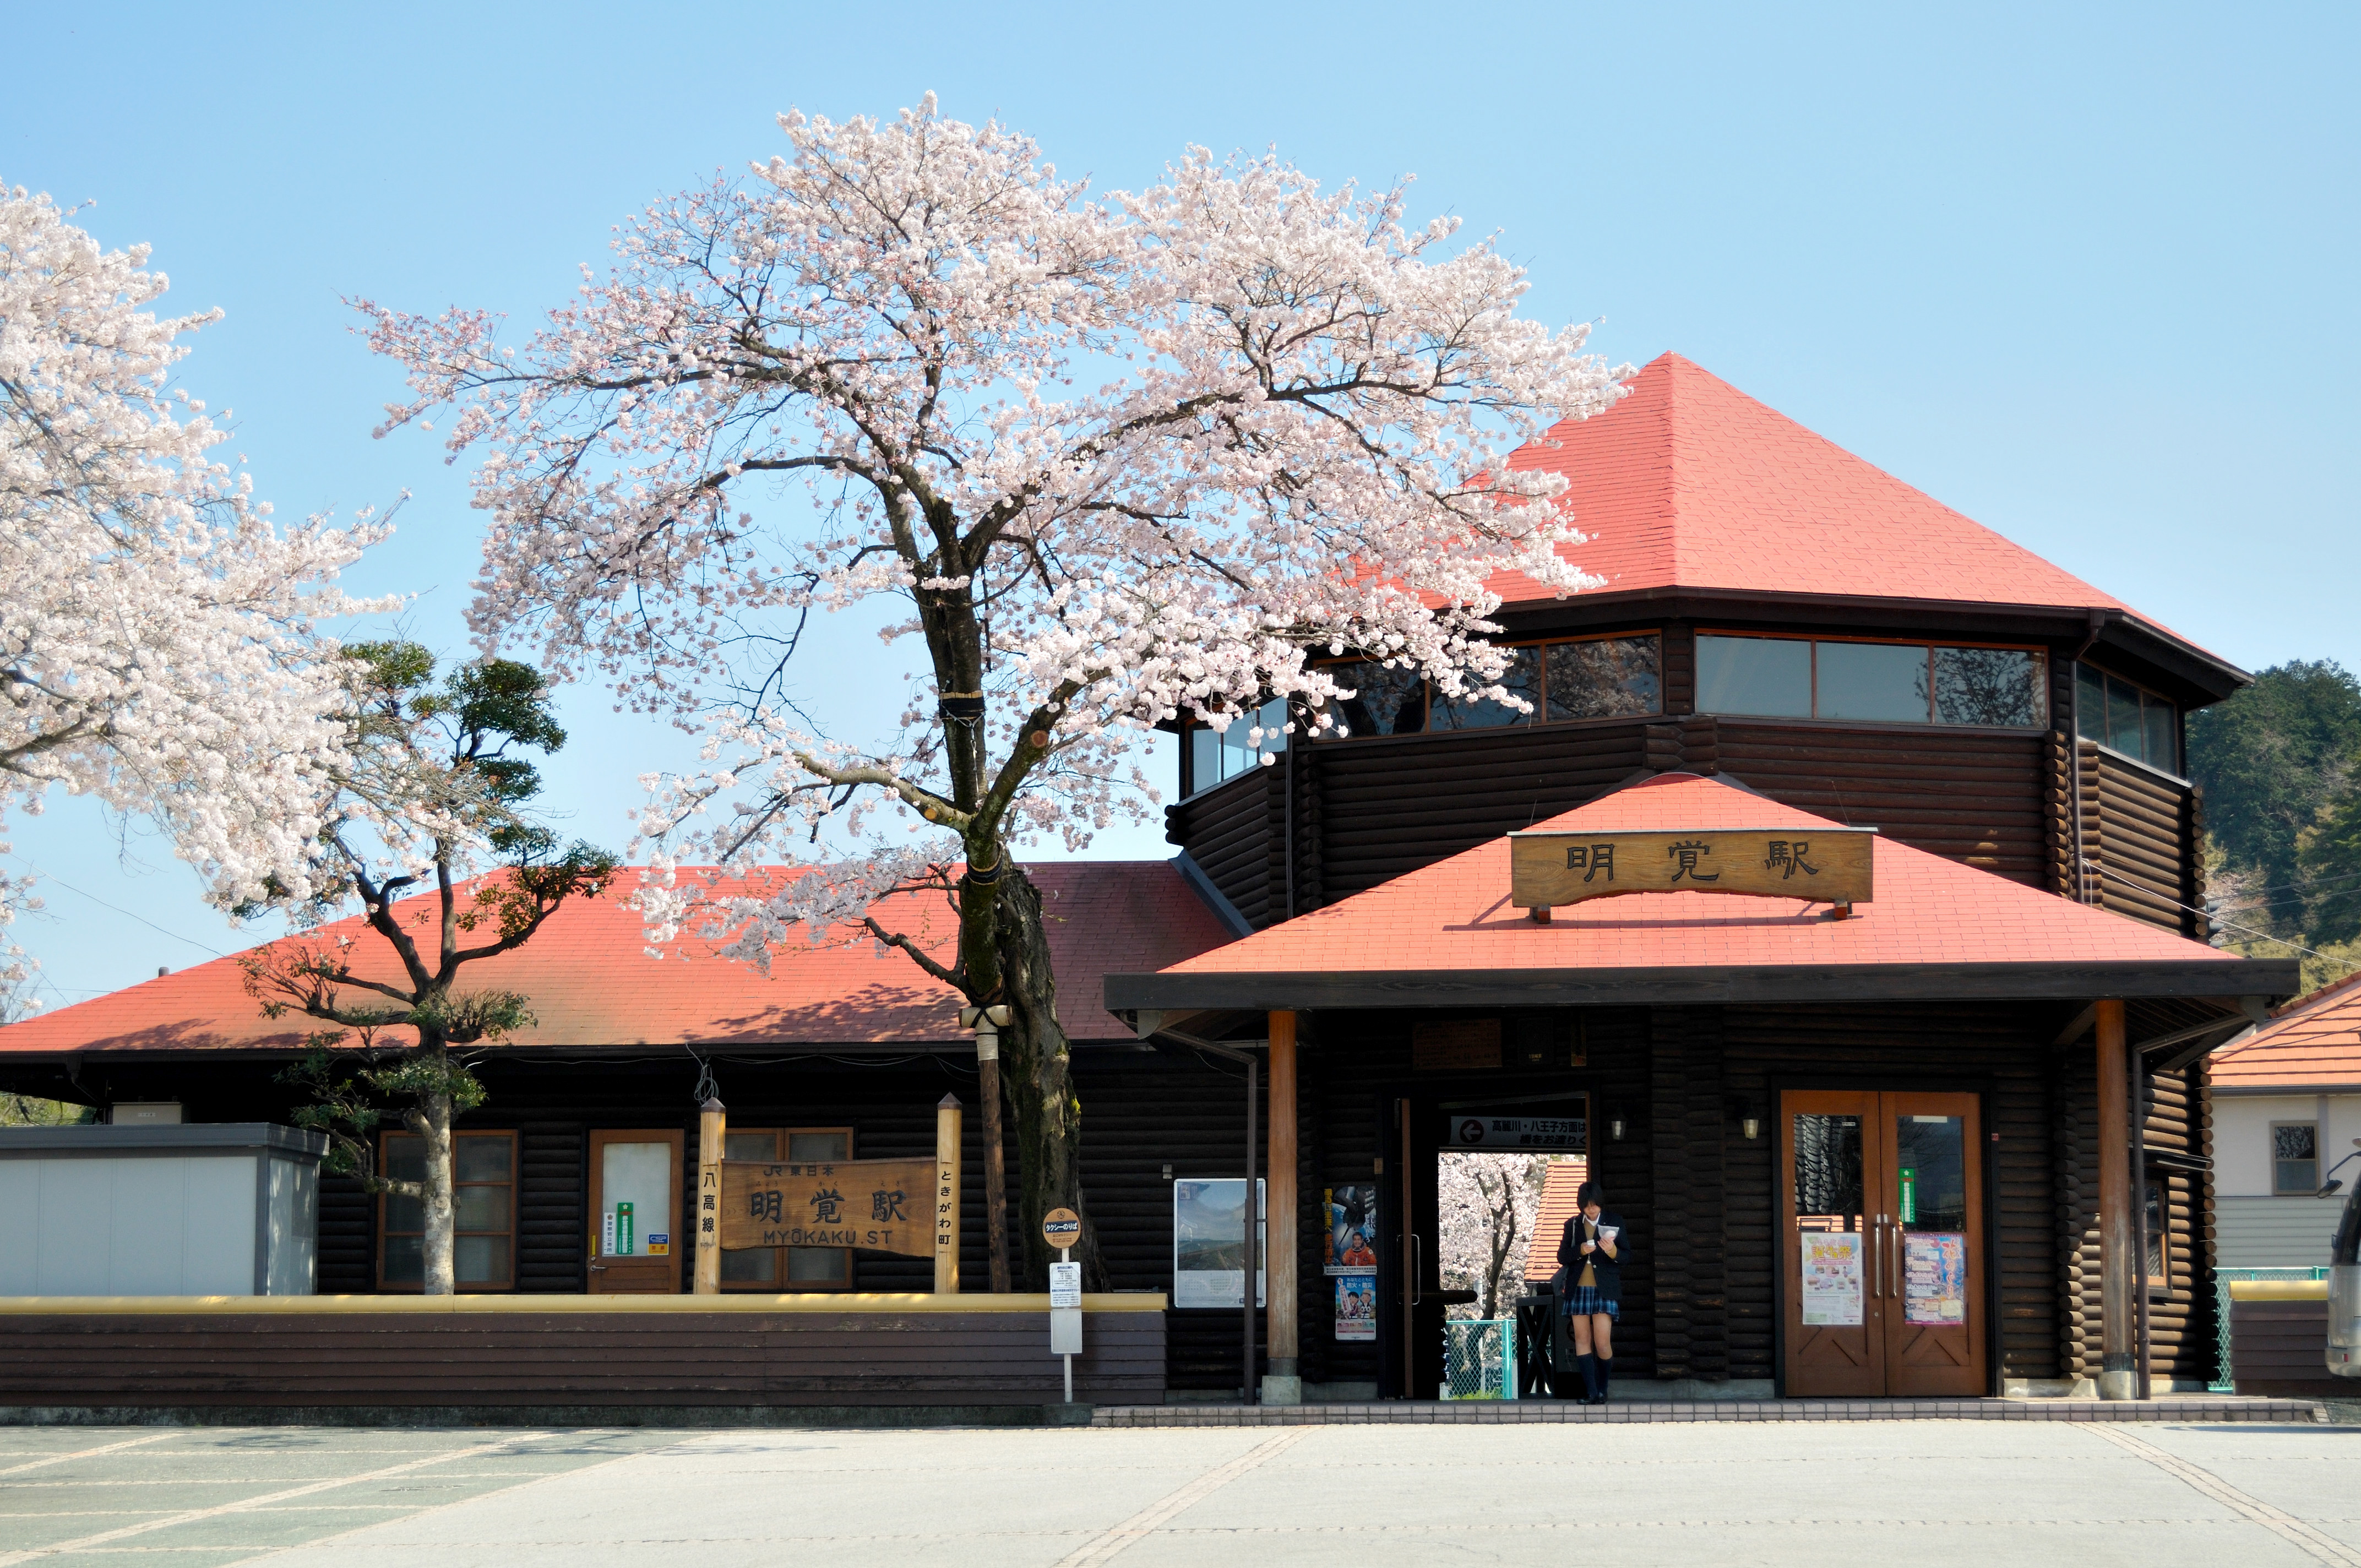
[1,1417,2356,1567]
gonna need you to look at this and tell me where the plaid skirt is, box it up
[1563,1283,1619,1319]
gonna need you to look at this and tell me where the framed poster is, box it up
[1798,1231,1863,1326]
[1323,1184,1378,1276]
[1173,1178,1264,1308]
[1334,1275,1377,1341]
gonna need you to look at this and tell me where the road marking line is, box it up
[1055,1429,1312,1567]
[0,1433,551,1566]
[2086,1425,2361,1568]
[0,1434,179,1479]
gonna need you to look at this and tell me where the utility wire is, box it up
[2081,856,2357,974]
[1,853,226,958]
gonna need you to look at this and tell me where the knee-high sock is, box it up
[1595,1355,1613,1401]
[1575,1353,1598,1401]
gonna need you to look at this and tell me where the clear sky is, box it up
[6,1,2354,1011]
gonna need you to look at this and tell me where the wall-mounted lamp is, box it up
[1743,1115,1762,1141]
[1609,1115,1626,1142]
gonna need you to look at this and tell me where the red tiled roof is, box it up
[1525,1157,1591,1283]
[1491,353,2196,649]
[1157,774,2238,978]
[2210,971,2361,1091]
[0,861,1235,1057]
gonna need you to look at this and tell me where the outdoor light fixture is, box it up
[1609,1115,1626,1141]
[1743,1115,1762,1141]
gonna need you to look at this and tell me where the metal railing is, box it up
[2211,1267,2330,1392]
[1444,1318,1517,1400]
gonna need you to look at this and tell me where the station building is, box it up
[0,353,2298,1409]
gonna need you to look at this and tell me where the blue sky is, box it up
[6,1,2354,1010]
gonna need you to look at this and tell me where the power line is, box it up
[1,854,226,958]
[2082,856,2358,976]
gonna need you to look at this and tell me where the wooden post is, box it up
[935,1093,963,1294]
[693,1097,725,1295]
[1263,1010,1301,1404]
[2096,998,2135,1399]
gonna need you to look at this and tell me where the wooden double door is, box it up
[1780,1090,1986,1397]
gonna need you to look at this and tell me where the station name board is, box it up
[1508,827,1874,911]
[719,1157,938,1257]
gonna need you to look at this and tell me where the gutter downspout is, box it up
[2069,611,2108,905]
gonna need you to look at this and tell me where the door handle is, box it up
[1891,1222,1905,1298]
[1411,1234,1423,1306]
[1867,1219,1880,1298]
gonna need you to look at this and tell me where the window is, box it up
[2272,1123,2319,1195]
[2075,665,2179,771]
[2144,1178,2169,1292]
[721,1126,856,1289]
[1184,698,1287,794]
[379,1130,516,1292]
[1696,635,2046,727]
[1310,634,1660,743]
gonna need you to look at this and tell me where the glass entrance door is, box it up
[1780,1090,1985,1397]
[587,1129,683,1294]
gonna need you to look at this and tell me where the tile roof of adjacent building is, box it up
[1487,353,2213,661]
[1525,1157,1591,1284]
[2210,970,2361,1092]
[0,861,1236,1057]
[1149,772,2242,980]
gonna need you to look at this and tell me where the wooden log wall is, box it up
[2093,748,2201,936]
[0,1309,1166,1408]
[1649,1008,1728,1381]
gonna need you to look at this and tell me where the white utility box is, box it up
[0,1123,327,1295]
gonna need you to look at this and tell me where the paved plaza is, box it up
[1,1416,2358,1567]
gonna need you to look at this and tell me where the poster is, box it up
[1904,1232,1967,1325]
[1173,1178,1264,1308]
[1333,1276,1376,1341]
[1323,1185,1379,1276]
[1798,1232,1863,1326]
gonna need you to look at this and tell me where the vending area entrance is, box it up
[1782,1090,1987,1397]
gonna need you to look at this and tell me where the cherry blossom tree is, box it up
[361,98,1625,1287]
[1,186,388,996]
[1439,1152,1552,1320]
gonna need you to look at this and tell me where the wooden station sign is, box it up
[1508,827,1875,911]
[720,1157,938,1257]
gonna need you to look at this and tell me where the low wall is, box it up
[2228,1281,2341,1398]
[0,1293,1166,1409]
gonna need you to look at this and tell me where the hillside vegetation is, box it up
[2188,660,2361,992]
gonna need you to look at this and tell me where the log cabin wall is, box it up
[1166,617,2157,928]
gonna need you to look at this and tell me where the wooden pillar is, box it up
[1263,1010,1301,1404]
[935,1093,963,1295]
[693,1097,725,1295]
[2095,998,2136,1399]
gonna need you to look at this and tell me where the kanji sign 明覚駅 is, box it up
[1508,827,1874,911]
[720,1158,937,1257]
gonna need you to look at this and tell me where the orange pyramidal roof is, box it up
[1491,353,2172,632]
[1141,774,2242,984]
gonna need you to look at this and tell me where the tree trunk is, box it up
[991,867,1106,1291]
[420,1050,456,1297]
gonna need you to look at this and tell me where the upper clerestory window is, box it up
[1695,634,2047,728]
[1312,634,1662,742]
[2075,664,2179,772]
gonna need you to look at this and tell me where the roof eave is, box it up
[1107,958,2302,1014]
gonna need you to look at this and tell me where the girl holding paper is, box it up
[1557,1180,1625,1403]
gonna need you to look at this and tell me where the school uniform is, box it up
[1555,1210,1628,1403]
[1556,1210,1627,1317]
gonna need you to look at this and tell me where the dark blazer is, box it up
[1557,1210,1628,1305]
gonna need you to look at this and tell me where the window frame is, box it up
[1694,630,2050,730]
[2142,1175,2172,1297]
[2074,663,2182,774]
[376,1129,520,1294]
[2270,1121,2320,1196]
[1298,629,1665,750]
[718,1125,858,1292]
